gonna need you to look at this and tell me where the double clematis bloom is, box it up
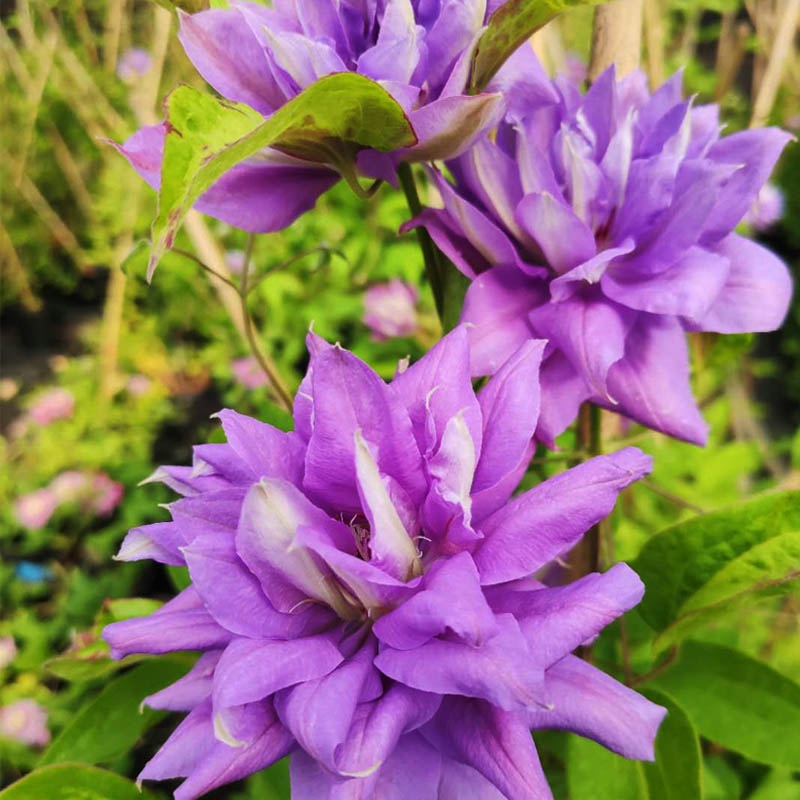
[120,0,552,234]
[410,67,793,445]
[105,327,663,800]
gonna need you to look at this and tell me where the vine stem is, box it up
[238,234,295,412]
[397,162,445,321]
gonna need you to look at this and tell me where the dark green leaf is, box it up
[634,491,800,651]
[150,75,416,278]
[0,764,156,800]
[40,659,188,766]
[469,0,601,92]
[651,641,800,768]
[566,735,649,800]
[641,690,703,800]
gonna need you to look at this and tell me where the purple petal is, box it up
[174,703,292,800]
[460,266,547,376]
[304,345,425,511]
[439,758,508,800]
[274,638,378,771]
[473,340,544,507]
[370,732,442,798]
[527,655,666,760]
[696,234,792,333]
[375,614,545,712]
[103,588,233,658]
[215,409,305,483]
[146,652,220,711]
[549,239,636,302]
[178,8,286,113]
[475,448,652,585]
[602,245,730,324]
[516,192,597,274]
[604,316,708,444]
[391,325,482,455]
[702,127,793,242]
[405,94,504,161]
[373,552,499,650]
[357,0,423,84]
[236,479,355,616]
[528,295,632,400]
[116,521,185,566]
[423,697,553,800]
[487,563,644,668]
[212,633,344,709]
[335,687,441,778]
[535,351,591,447]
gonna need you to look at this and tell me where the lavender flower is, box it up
[117,48,152,82]
[0,700,50,747]
[118,0,553,234]
[363,279,419,339]
[409,68,793,445]
[743,183,784,231]
[105,326,662,800]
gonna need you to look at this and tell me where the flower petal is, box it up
[604,316,708,444]
[696,234,792,333]
[460,266,547,376]
[212,634,344,710]
[527,655,666,760]
[373,552,499,650]
[475,448,652,585]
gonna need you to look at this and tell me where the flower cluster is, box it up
[119,0,550,234]
[105,328,663,800]
[410,67,793,444]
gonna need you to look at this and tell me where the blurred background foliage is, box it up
[1,1,799,798]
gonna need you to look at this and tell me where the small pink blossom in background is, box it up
[231,357,269,390]
[0,700,50,747]
[13,489,58,530]
[564,52,588,86]
[49,470,124,516]
[744,183,785,231]
[127,374,152,397]
[0,637,17,669]
[363,279,419,340]
[225,249,246,275]
[117,47,152,81]
[27,388,75,426]
[91,473,124,516]
[50,470,92,503]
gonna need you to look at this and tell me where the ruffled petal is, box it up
[475,448,651,585]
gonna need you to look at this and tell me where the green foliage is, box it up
[469,0,601,92]
[149,75,416,278]
[635,492,800,651]
[0,764,156,800]
[40,659,189,767]
[566,691,702,800]
[651,641,800,769]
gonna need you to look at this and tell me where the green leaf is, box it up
[40,659,188,766]
[566,691,702,800]
[749,769,800,800]
[567,735,649,800]
[651,640,800,768]
[150,74,416,279]
[640,690,703,800]
[469,0,601,92]
[0,763,156,800]
[634,491,800,651]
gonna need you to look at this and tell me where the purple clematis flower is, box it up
[117,0,555,234]
[408,67,793,445]
[105,326,662,800]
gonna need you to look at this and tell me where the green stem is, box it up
[397,162,445,320]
